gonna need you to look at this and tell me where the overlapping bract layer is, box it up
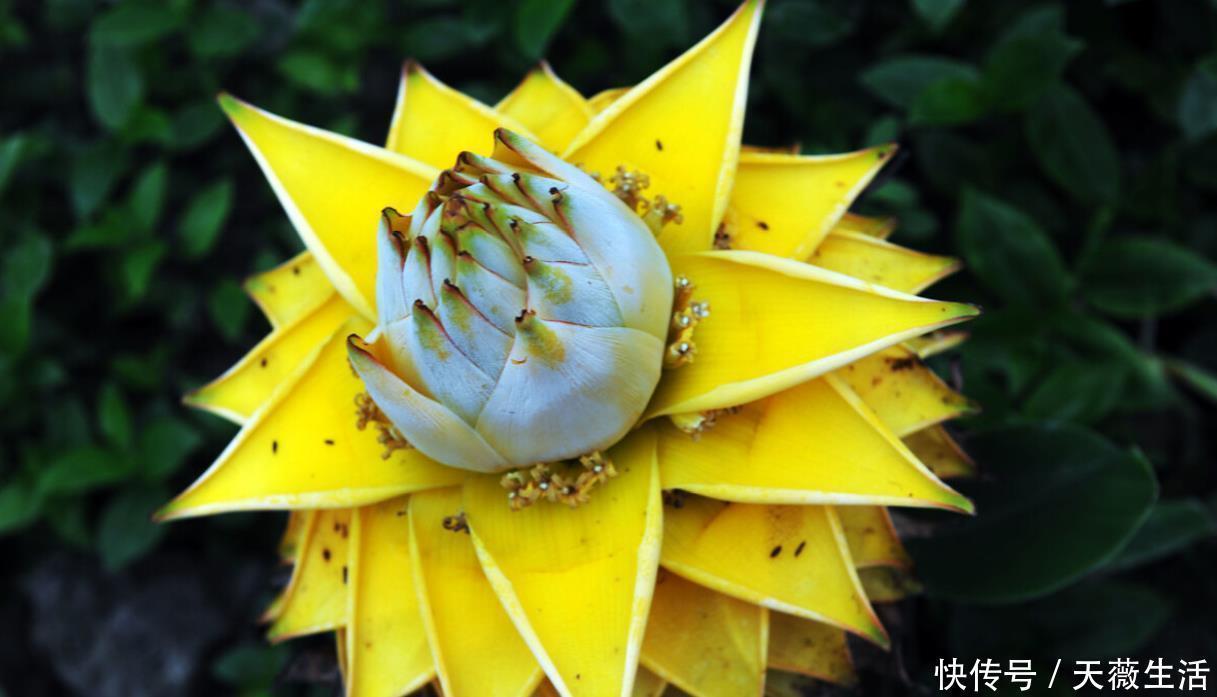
[350,131,672,472]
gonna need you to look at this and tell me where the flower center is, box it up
[349,133,680,491]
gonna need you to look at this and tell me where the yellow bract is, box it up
[184,294,351,424]
[656,376,971,511]
[268,508,351,641]
[839,344,977,437]
[728,148,895,258]
[648,252,979,417]
[497,62,595,153]
[905,424,976,479]
[219,94,436,318]
[463,429,662,697]
[387,62,536,167]
[565,1,763,255]
[347,497,434,697]
[660,497,888,647]
[160,319,463,519]
[812,230,960,294]
[839,506,912,569]
[641,571,767,697]
[410,487,544,697]
[767,613,856,686]
[244,251,332,329]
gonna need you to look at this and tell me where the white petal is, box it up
[348,336,508,472]
[475,320,664,464]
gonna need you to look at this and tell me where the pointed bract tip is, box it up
[216,92,245,119]
[402,58,421,76]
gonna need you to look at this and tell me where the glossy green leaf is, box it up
[207,279,250,342]
[0,133,26,197]
[119,240,166,300]
[1166,358,1217,404]
[89,1,180,47]
[0,480,43,535]
[1022,359,1128,424]
[187,6,259,58]
[861,54,980,110]
[514,0,575,58]
[955,189,1071,306]
[98,485,168,570]
[982,6,1082,110]
[1109,499,1217,571]
[138,416,202,481]
[86,44,144,130]
[178,179,233,259]
[1082,236,1217,318]
[911,0,964,32]
[37,447,132,496]
[1027,85,1120,204]
[949,580,1171,659]
[909,423,1158,603]
[128,161,168,231]
[98,382,132,450]
[1178,58,1217,141]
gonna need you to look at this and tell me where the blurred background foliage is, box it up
[1,0,1215,694]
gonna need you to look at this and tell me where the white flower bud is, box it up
[349,130,673,472]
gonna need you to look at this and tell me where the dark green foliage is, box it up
[0,0,1214,694]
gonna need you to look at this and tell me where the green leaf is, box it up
[276,50,357,95]
[909,422,1158,603]
[1027,85,1120,204]
[514,0,574,59]
[764,0,858,48]
[213,643,289,690]
[97,485,168,571]
[169,100,225,150]
[860,54,980,110]
[949,580,1171,660]
[38,447,133,496]
[178,179,233,258]
[0,133,27,197]
[128,161,168,231]
[69,143,127,219]
[188,5,259,58]
[98,382,132,450]
[1082,236,1217,317]
[403,17,482,62]
[911,0,964,32]
[1178,57,1217,141]
[207,278,251,342]
[982,6,1082,110]
[1022,359,1128,424]
[908,76,988,126]
[1166,358,1217,404]
[120,240,167,300]
[90,1,180,47]
[1109,499,1217,570]
[86,44,144,130]
[138,416,201,481]
[0,480,43,535]
[955,189,1071,306]
[2,233,53,301]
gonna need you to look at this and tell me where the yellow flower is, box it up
[165,2,980,695]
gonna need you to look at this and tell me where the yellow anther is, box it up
[499,451,618,510]
[669,406,741,437]
[665,339,696,369]
[354,392,412,459]
[642,194,684,235]
[609,166,650,211]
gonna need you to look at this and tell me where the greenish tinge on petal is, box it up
[353,130,673,472]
